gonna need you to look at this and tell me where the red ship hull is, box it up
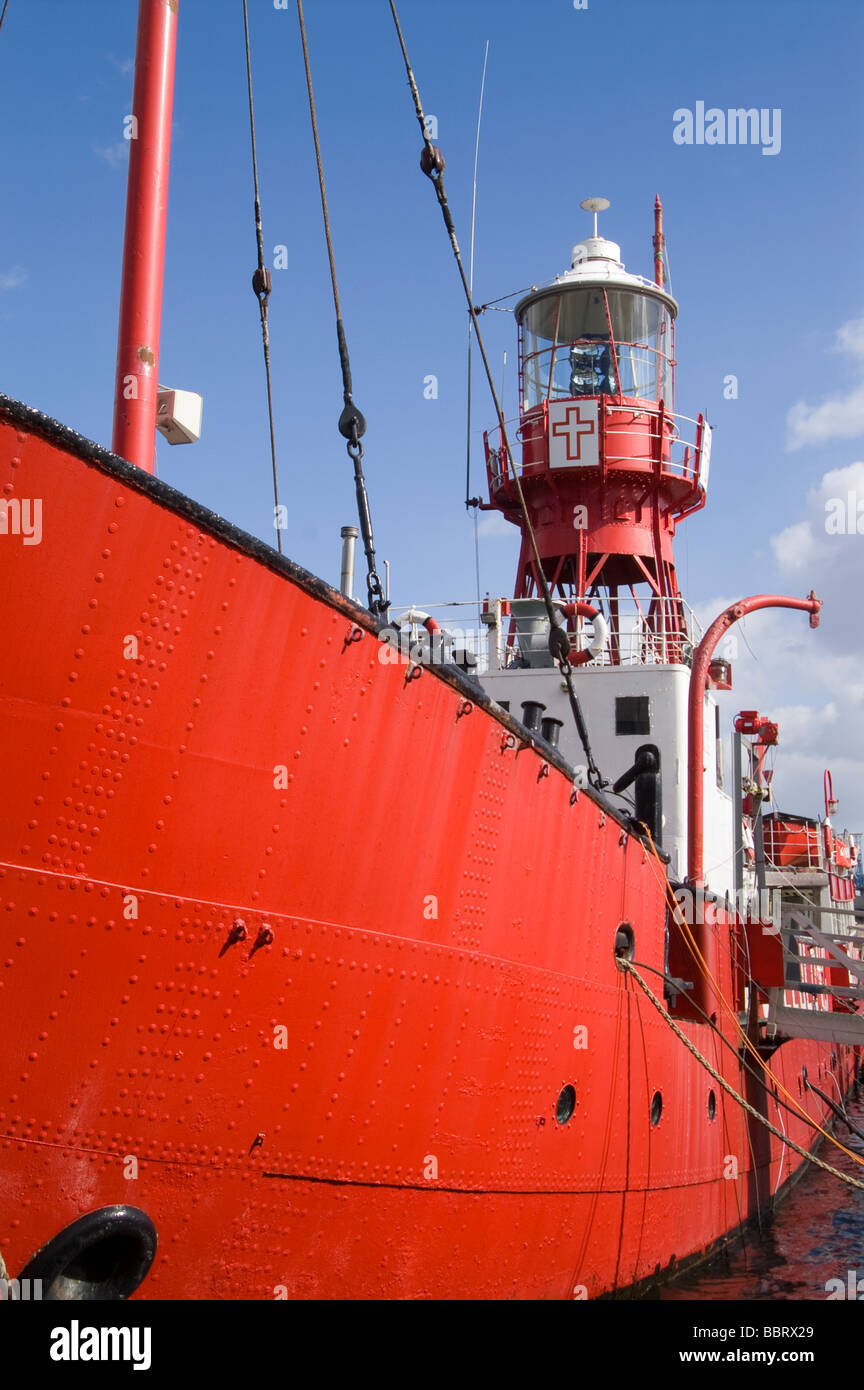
[0,397,856,1299]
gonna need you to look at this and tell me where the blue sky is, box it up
[1,0,863,827]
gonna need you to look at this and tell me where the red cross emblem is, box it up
[551,405,596,462]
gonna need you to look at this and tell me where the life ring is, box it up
[558,602,609,666]
[390,608,442,636]
[388,609,453,661]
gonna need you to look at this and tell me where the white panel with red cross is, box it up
[547,400,599,469]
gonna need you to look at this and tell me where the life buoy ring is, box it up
[558,602,609,666]
[390,608,442,636]
[388,609,454,663]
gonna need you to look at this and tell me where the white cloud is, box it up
[770,519,815,572]
[712,460,864,827]
[786,386,864,450]
[835,316,864,359]
[694,451,864,828]
[0,266,27,292]
[106,53,134,77]
[477,511,517,539]
[94,141,129,169]
[786,316,864,449]
[772,462,864,568]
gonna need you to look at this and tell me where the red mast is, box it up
[653,193,665,289]
[111,0,178,473]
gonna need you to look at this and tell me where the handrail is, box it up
[484,400,706,489]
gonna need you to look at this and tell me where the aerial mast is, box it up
[653,194,665,288]
[111,0,178,473]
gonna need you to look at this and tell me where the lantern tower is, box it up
[483,197,711,664]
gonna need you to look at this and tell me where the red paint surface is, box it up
[0,409,856,1299]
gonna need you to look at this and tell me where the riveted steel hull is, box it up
[0,397,854,1300]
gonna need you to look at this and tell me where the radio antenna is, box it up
[465,39,490,512]
[466,40,489,612]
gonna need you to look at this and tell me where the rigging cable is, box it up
[388,0,605,788]
[806,1076,864,1143]
[0,1,10,36]
[296,0,388,617]
[242,0,283,556]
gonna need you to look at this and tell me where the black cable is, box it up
[296,0,387,617]
[242,0,283,556]
[388,0,605,786]
[805,1077,864,1144]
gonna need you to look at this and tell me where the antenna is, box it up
[653,194,665,289]
[466,40,490,615]
[465,39,490,513]
[579,195,610,238]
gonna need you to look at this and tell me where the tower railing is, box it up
[386,596,704,674]
[565,596,703,668]
[484,401,708,494]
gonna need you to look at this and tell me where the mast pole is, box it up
[111,0,178,473]
[653,194,665,289]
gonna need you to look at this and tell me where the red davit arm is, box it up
[111,0,178,473]
[687,591,821,888]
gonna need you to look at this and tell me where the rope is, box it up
[620,958,864,1192]
[631,956,839,1137]
[0,2,9,35]
[388,1,604,787]
[296,0,387,617]
[242,0,283,556]
[636,824,864,1170]
[805,1077,864,1144]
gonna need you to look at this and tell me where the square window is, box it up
[615,696,650,736]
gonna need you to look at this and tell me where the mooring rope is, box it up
[621,957,864,1191]
[634,822,864,1170]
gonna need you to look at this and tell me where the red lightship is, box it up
[0,1,861,1301]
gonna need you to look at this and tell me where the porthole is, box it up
[650,1091,663,1126]
[614,923,635,965]
[556,1084,576,1125]
[707,1089,716,1121]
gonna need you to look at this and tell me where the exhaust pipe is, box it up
[340,525,358,599]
